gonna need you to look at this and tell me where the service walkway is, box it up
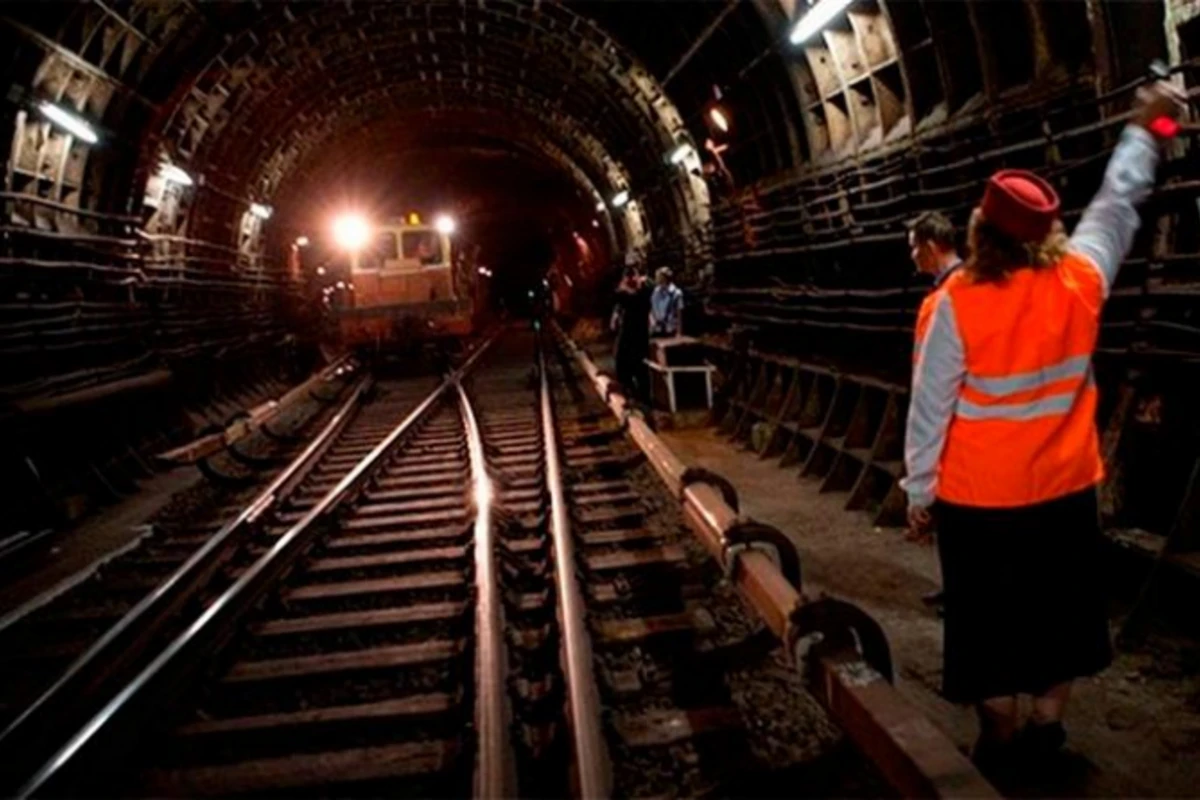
[661,426,1200,798]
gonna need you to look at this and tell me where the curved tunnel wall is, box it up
[3,1,1198,391]
[2,0,1199,541]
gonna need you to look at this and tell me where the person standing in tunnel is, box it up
[901,81,1184,775]
[905,210,963,616]
[612,264,652,400]
[650,267,684,338]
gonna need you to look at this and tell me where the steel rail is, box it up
[0,369,367,790]
[16,334,498,798]
[555,325,1000,800]
[455,379,517,799]
[536,342,613,799]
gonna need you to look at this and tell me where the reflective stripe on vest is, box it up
[957,354,1093,420]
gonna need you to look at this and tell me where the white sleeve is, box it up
[900,293,966,508]
[1069,125,1160,295]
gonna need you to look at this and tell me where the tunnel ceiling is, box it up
[3,0,746,265]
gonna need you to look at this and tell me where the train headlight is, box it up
[332,213,371,251]
[434,214,457,235]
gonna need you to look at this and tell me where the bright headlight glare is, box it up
[332,213,371,251]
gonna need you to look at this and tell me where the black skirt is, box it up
[936,488,1113,704]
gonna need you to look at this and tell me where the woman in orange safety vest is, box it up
[901,81,1185,776]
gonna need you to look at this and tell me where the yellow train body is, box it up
[336,220,474,346]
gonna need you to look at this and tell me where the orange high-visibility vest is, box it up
[929,252,1105,507]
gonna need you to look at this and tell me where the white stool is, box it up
[644,359,715,413]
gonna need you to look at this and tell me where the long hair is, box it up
[965,208,1069,283]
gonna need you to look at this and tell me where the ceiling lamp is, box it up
[708,107,730,133]
[249,203,273,220]
[158,163,194,187]
[37,101,98,144]
[610,190,630,209]
[789,0,854,45]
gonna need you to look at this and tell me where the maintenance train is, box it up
[317,213,480,350]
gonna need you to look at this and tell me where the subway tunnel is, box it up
[2,1,1200,797]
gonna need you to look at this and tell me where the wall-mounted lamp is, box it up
[668,142,694,165]
[37,101,98,144]
[708,106,731,133]
[789,0,853,45]
[158,163,194,187]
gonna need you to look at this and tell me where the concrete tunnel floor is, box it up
[658,423,1200,798]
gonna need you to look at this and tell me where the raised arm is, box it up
[901,292,966,511]
[1068,125,1159,294]
[1070,80,1184,293]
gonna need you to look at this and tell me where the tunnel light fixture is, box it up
[434,214,457,235]
[789,0,854,45]
[595,200,606,213]
[668,143,694,165]
[316,266,327,276]
[708,107,730,133]
[37,101,98,144]
[295,236,310,247]
[158,163,194,187]
[332,213,371,251]
[249,203,273,220]
[610,190,630,209]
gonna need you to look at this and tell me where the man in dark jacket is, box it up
[612,265,652,401]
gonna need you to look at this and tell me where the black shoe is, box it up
[970,735,1018,783]
[1015,720,1067,757]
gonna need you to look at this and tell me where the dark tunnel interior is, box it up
[4,0,1200,549]
[3,1,1200,796]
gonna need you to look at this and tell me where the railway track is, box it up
[0,366,355,726]
[0,366,446,788]
[8,328,995,799]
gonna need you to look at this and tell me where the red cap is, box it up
[979,169,1061,242]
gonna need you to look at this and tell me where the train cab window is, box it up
[402,231,444,266]
[376,232,399,260]
[358,232,399,270]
